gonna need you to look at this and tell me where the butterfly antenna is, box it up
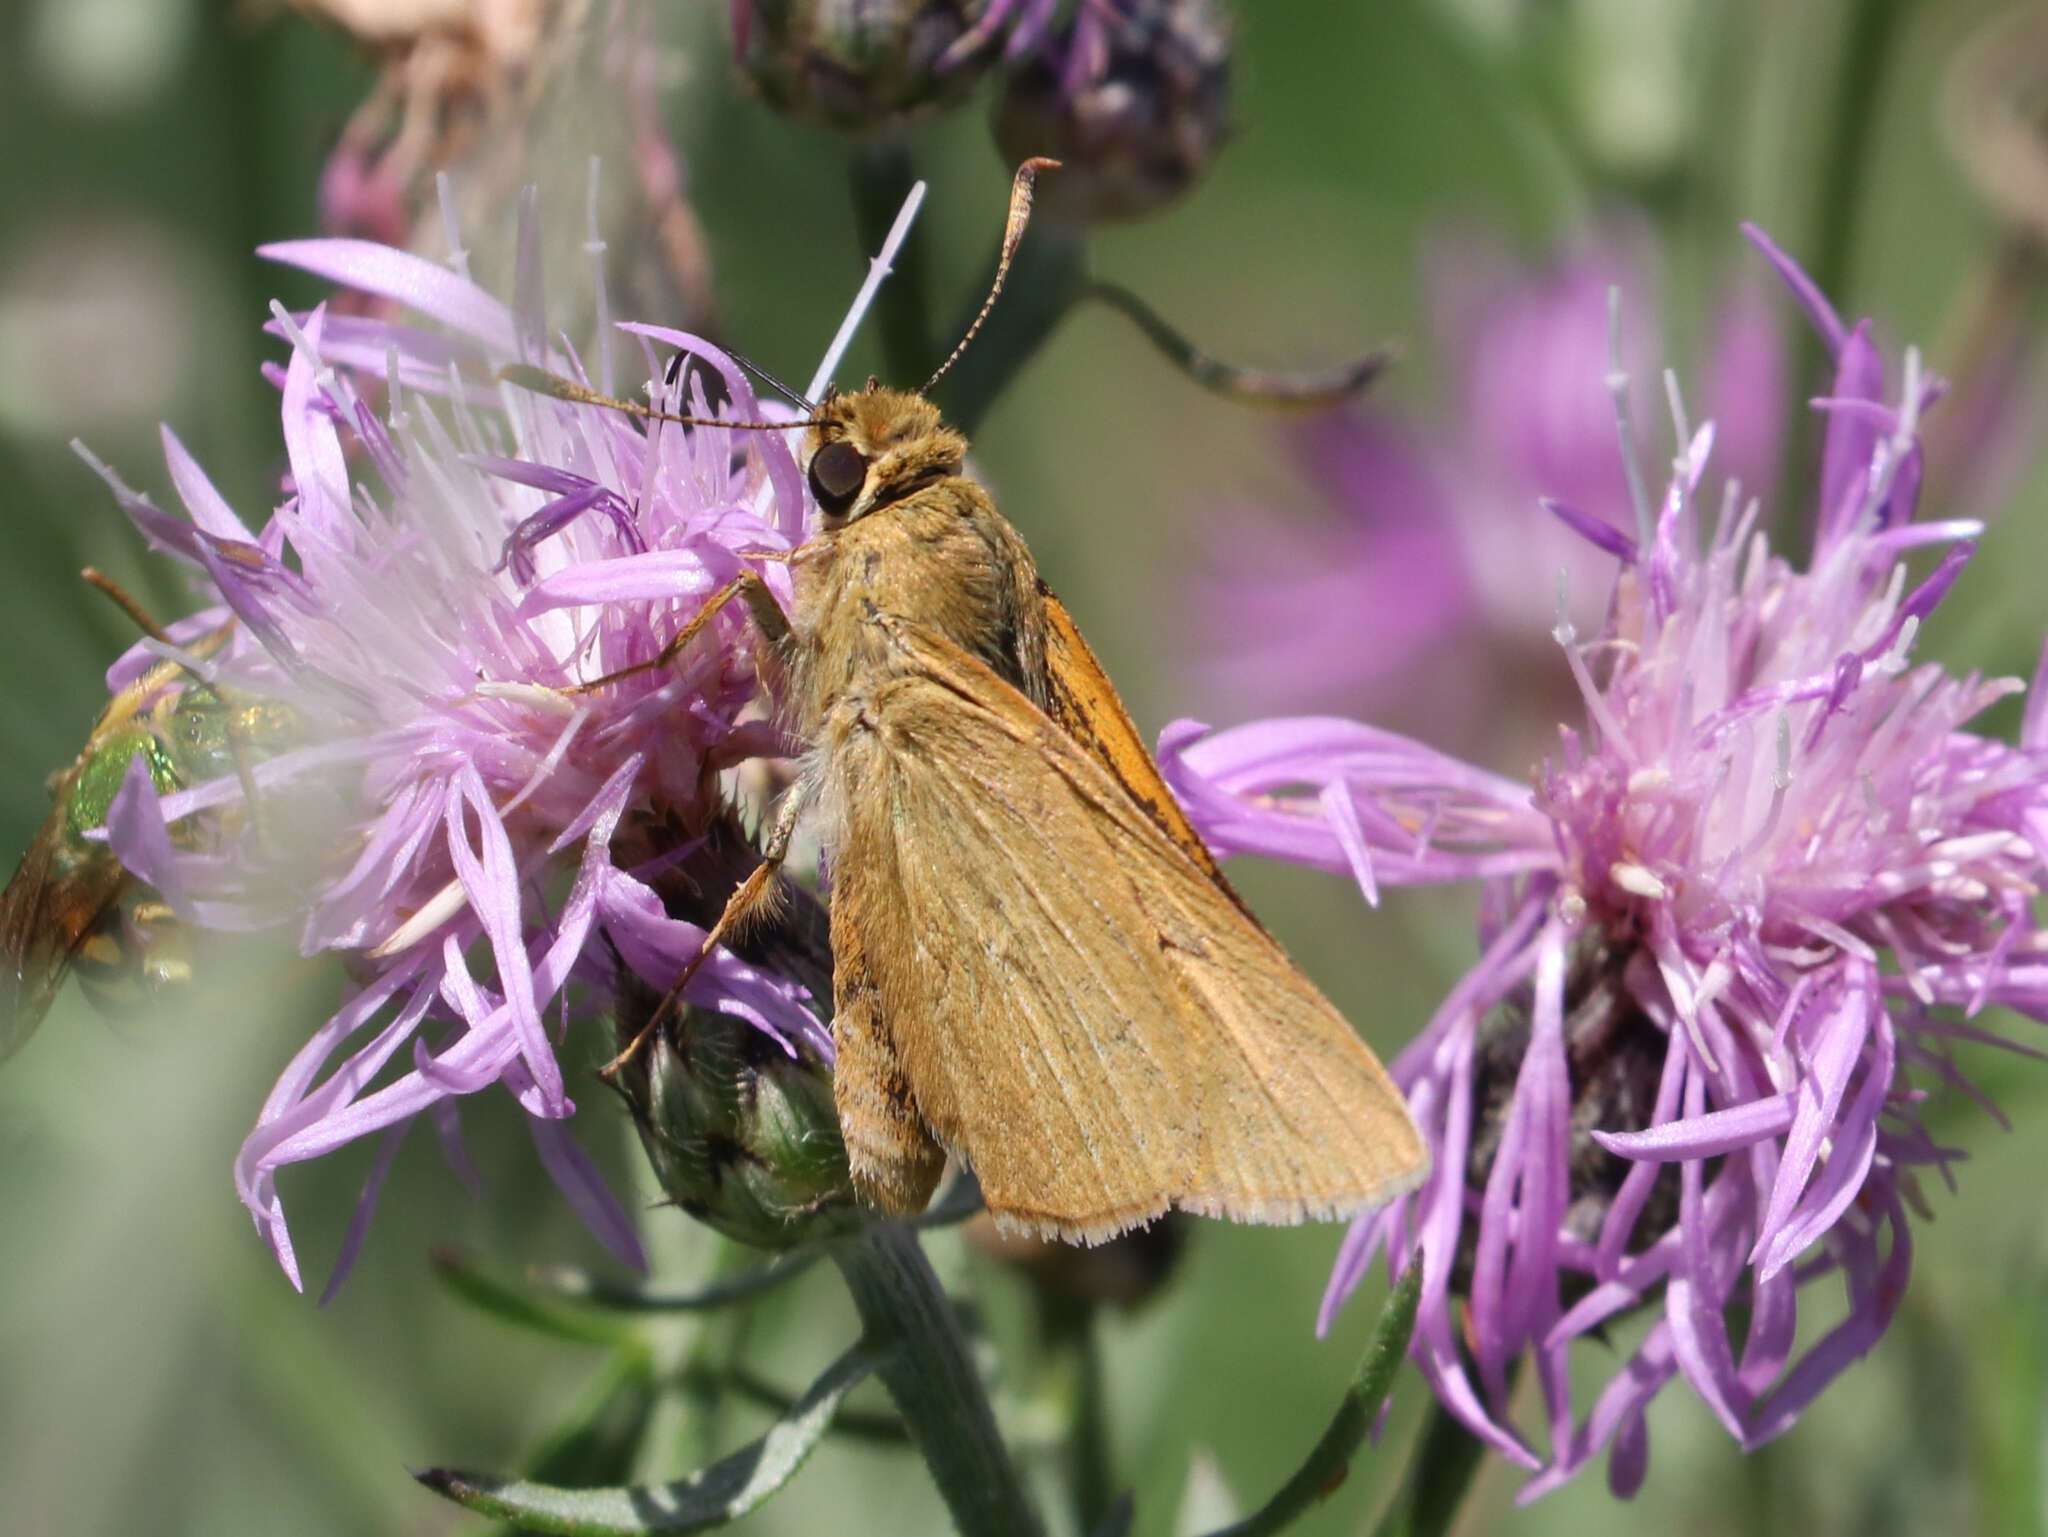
[921,158,1060,394]
[501,364,816,431]
[662,348,817,414]
[730,352,817,413]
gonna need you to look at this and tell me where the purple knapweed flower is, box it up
[71,192,836,1295]
[1162,227,2048,1495]
[1185,228,1785,743]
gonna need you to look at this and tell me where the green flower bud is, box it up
[612,971,858,1250]
[734,0,1000,135]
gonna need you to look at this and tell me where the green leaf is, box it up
[1368,1301,1507,1537]
[433,1248,637,1348]
[677,1364,909,1445]
[526,1252,819,1313]
[516,1175,980,1319]
[417,1342,884,1536]
[1201,1263,1423,1537]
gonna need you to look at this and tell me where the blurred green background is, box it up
[4,0,2048,1533]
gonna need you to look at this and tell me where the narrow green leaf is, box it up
[1201,1264,1423,1537]
[433,1248,636,1348]
[675,1364,910,1445]
[417,1342,883,1536]
[1084,280,1391,406]
[527,1252,819,1313]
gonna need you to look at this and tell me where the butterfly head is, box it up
[804,386,968,528]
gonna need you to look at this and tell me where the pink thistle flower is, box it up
[70,189,853,1295]
[1163,228,2048,1495]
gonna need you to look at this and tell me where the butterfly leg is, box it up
[599,781,809,1078]
[573,569,790,692]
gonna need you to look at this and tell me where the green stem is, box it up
[1042,1298,1114,1537]
[849,139,937,388]
[1777,0,1916,540]
[1367,1402,1488,1537]
[932,225,1090,436]
[1084,281,1391,406]
[1208,1263,1421,1537]
[832,1223,1044,1537]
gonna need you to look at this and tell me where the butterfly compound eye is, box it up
[808,440,869,519]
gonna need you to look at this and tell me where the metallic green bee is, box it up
[0,640,300,1059]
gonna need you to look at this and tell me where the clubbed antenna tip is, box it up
[921,158,1061,394]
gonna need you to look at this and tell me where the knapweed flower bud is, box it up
[991,0,1232,224]
[611,969,858,1250]
[733,0,1001,134]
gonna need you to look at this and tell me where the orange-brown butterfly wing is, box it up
[826,616,1426,1243]
[1037,587,1249,910]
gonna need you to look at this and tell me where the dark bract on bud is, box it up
[992,0,1232,225]
[734,0,1001,134]
[610,969,858,1250]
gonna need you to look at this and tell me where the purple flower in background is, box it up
[1186,227,1785,737]
[1164,228,2048,1495]
[73,199,826,1294]
[728,0,1229,207]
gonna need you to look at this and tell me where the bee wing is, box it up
[831,617,1427,1244]
[0,658,207,1060]
[0,800,121,1060]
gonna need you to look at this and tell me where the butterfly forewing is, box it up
[1037,589,1247,906]
[826,616,1426,1241]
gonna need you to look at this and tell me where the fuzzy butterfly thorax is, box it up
[788,388,1050,738]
